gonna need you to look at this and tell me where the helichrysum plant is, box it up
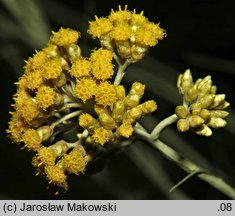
[7,5,234,197]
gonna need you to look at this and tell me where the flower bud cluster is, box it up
[176,69,229,136]
[79,82,157,145]
[88,5,166,62]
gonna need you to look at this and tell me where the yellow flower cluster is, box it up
[7,28,91,190]
[79,81,157,145]
[176,69,229,136]
[32,141,88,190]
[88,5,166,61]
[73,48,116,106]
[7,8,159,191]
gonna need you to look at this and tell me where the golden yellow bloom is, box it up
[23,70,44,90]
[7,112,29,143]
[135,23,166,46]
[95,81,117,107]
[90,48,113,63]
[74,78,97,102]
[90,48,114,80]
[88,16,113,38]
[34,146,56,167]
[22,128,42,151]
[91,61,114,81]
[50,28,80,46]
[110,24,132,41]
[35,85,56,110]
[44,165,68,189]
[92,127,112,145]
[16,96,38,123]
[43,58,62,80]
[131,11,148,26]
[61,149,87,174]
[109,5,131,24]
[70,58,91,78]
[24,51,47,73]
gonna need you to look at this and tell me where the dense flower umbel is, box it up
[88,5,166,62]
[176,69,229,136]
[7,11,158,191]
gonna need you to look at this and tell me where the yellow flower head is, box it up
[61,149,87,175]
[35,85,56,110]
[135,23,166,46]
[43,58,62,80]
[7,112,29,143]
[44,165,68,189]
[109,24,132,41]
[131,11,148,26]
[109,5,131,24]
[23,70,44,90]
[24,50,47,73]
[90,48,113,63]
[15,95,38,123]
[88,16,113,38]
[95,81,117,107]
[91,60,114,81]
[50,28,80,46]
[22,128,42,151]
[70,58,92,78]
[92,127,112,145]
[74,78,97,102]
[34,146,56,167]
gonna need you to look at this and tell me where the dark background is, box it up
[0,0,235,199]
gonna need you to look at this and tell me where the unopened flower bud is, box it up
[54,93,64,106]
[116,122,134,138]
[175,105,188,119]
[98,113,115,130]
[125,94,141,108]
[195,124,212,136]
[209,94,226,109]
[189,115,205,128]
[115,85,126,101]
[116,40,131,58]
[94,105,110,115]
[210,110,229,118]
[79,113,100,131]
[66,44,81,62]
[141,100,157,114]
[48,140,70,158]
[190,103,202,115]
[186,85,198,101]
[123,106,142,124]
[198,94,214,108]
[52,72,67,87]
[131,45,148,61]
[36,125,53,141]
[199,109,211,121]
[208,117,227,128]
[177,69,193,94]
[129,82,145,96]
[197,76,212,96]
[177,119,189,132]
[112,101,125,122]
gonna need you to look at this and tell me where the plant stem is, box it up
[113,60,130,85]
[150,114,178,140]
[51,110,82,129]
[134,122,235,199]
